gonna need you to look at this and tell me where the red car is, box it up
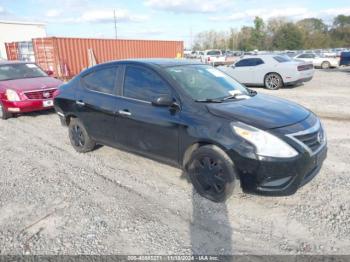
[0,61,63,120]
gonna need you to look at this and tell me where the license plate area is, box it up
[43,100,54,107]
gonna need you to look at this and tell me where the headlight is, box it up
[231,122,298,158]
[5,89,20,102]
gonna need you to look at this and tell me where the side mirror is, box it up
[46,70,54,76]
[152,95,174,107]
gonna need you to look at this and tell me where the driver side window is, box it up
[123,66,171,102]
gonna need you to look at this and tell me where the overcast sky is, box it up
[0,0,350,47]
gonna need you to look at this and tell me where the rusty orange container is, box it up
[5,42,19,60]
[31,37,184,79]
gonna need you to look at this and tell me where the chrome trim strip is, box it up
[23,87,57,94]
[57,112,64,117]
[85,88,152,104]
[286,119,326,156]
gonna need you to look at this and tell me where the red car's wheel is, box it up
[0,102,12,120]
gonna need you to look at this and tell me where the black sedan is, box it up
[54,59,327,202]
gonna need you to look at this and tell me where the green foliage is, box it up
[193,15,350,50]
[272,23,303,50]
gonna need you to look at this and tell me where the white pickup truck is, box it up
[201,49,226,66]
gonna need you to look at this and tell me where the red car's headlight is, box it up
[5,89,21,102]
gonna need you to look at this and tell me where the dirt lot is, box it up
[0,69,349,255]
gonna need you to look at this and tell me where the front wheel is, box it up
[187,145,236,202]
[264,73,283,90]
[0,102,12,120]
[68,118,96,153]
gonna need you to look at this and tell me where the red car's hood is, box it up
[0,77,63,93]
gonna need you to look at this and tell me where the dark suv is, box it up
[54,59,327,202]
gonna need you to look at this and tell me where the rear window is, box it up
[273,56,292,63]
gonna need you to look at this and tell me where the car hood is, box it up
[0,77,63,92]
[206,93,310,130]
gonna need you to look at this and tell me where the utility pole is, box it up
[113,10,117,39]
[190,26,193,50]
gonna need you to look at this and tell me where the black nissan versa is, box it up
[54,59,327,202]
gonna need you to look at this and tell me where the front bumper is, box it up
[2,99,54,113]
[228,142,327,196]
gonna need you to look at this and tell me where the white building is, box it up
[0,20,46,60]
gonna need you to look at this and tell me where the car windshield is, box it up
[0,63,47,81]
[165,64,249,101]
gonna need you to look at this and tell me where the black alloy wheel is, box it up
[68,118,96,153]
[187,145,236,202]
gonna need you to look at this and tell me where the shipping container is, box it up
[31,37,184,79]
[5,42,19,60]
[18,41,35,62]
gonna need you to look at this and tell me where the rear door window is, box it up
[123,66,171,102]
[83,67,118,95]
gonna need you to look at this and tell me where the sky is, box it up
[0,0,350,47]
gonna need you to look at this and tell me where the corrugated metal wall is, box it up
[32,37,184,78]
[5,42,19,60]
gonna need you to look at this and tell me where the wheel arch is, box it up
[264,71,284,82]
[64,113,78,126]
[181,140,229,169]
[263,72,284,88]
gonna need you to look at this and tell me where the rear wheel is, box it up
[0,102,12,120]
[264,73,283,90]
[187,145,236,202]
[68,118,96,153]
[321,61,331,69]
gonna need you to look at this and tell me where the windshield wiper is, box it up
[195,98,223,103]
[220,94,239,101]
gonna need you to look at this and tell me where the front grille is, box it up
[293,127,324,153]
[24,89,56,100]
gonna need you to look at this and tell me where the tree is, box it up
[297,18,330,49]
[265,17,288,50]
[192,14,350,51]
[331,15,350,47]
[251,16,267,50]
[272,23,303,50]
[237,26,254,51]
[333,15,350,28]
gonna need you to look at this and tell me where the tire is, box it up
[321,61,331,69]
[68,118,96,153]
[264,73,283,90]
[186,145,236,202]
[0,102,12,120]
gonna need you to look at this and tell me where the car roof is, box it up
[0,60,35,65]
[103,58,203,68]
[242,54,281,59]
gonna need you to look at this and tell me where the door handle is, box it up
[76,100,85,106]
[118,110,132,117]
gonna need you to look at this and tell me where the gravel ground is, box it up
[0,69,349,255]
